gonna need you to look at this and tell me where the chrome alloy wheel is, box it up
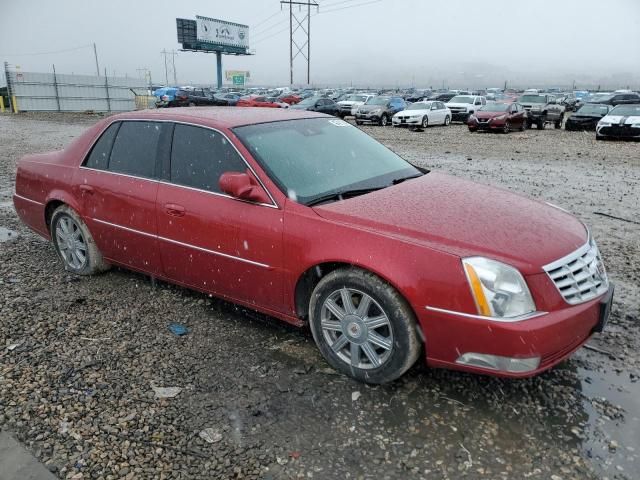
[55,215,87,270]
[320,288,394,369]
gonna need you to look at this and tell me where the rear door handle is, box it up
[79,185,94,195]
[165,203,186,217]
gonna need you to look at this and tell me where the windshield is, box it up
[233,118,420,205]
[519,95,546,103]
[577,104,610,115]
[297,96,319,106]
[609,105,640,116]
[365,96,390,106]
[590,94,614,102]
[407,102,431,110]
[479,103,509,112]
[449,95,474,104]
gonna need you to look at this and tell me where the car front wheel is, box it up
[51,205,109,275]
[309,268,421,384]
[380,114,389,126]
[444,115,451,126]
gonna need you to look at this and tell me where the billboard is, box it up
[225,70,250,81]
[196,16,249,50]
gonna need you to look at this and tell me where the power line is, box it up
[318,0,383,15]
[252,10,283,29]
[0,44,93,57]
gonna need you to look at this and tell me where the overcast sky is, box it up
[2,0,639,89]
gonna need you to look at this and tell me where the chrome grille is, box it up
[543,240,609,305]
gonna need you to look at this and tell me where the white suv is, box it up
[445,95,486,122]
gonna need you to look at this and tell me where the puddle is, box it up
[579,365,640,476]
[0,226,18,243]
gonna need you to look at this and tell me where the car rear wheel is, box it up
[380,114,389,126]
[51,205,109,275]
[309,268,421,384]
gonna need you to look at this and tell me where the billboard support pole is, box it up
[216,52,223,89]
[52,64,61,112]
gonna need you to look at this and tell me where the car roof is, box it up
[111,107,326,129]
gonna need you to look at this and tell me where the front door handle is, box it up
[165,203,186,217]
[79,184,94,195]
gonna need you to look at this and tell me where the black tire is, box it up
[555,119,562,129]
[309,267,421,384]
[520,120,527,131]
[421,116,429,129]
[596,134,605,141]
[537,120,545,130]
[526,120,533,129]
[444,115,451,126]
[51,205,109,275]
[380,114,389,126]
[188,102,196,107]
[502,121,511,133]
[356,120,363,126]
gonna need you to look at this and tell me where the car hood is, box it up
[289,104,312,110]
[445,102,473,109]
[601,115,640,125]
[474,111,507,118]
[394,109,429,116]
[313,172,587,274]
[358,104,386,112]
[338,100,360,106]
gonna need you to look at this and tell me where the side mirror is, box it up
[219,170,271,204]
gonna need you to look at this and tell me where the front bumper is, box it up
[450,111,470,121]
[355,113,382,123]
[392,117,421,127]
[565,118,598,131]
[468,118,506,130]
[597,125,640,138]
[421,284,614,378]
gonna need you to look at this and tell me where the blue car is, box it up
[153,87,179,108]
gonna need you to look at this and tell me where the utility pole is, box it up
[161,50,178,86]
[93,43,100,77]
[280,0,318,86]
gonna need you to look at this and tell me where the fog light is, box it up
[456,353,540,373]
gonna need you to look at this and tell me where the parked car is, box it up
[517,94,565,129]
[445,95,486,123]
[153,87,179,108]
[277,93,302,105]
[289,96,339,115]
[213,93,241,106]
[336,94,373,118]
[428,92,457,103]
[176,88,220,107]
[590,92,640,107]
[13,108,613,384]
[468,102,527,133]
[391,101,451,130]
[236,95,285,108]
[565,104,612,131]
[354,96,407,126]
[596,104,640,140]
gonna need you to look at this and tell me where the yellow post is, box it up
[11,95,18,113]
[0,96,4,113]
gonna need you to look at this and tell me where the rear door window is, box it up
[170,124,247,193]
[84,122,120,170]
[108,121,162,179]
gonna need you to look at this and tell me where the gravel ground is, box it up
[1,112,639,480]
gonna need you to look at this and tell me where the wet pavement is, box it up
[0,112,638,479]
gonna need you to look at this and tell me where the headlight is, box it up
[531,106,541,111]
[462,257,536,319]
[598,121,611,127]
[469,115,476,121]
[411,114,421,119]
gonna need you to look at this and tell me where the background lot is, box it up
[1,113,639,480]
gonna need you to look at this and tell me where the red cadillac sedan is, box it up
[13,108,613,384]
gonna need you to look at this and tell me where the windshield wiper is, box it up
[391,173,425,185]
[306,186,385,207]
